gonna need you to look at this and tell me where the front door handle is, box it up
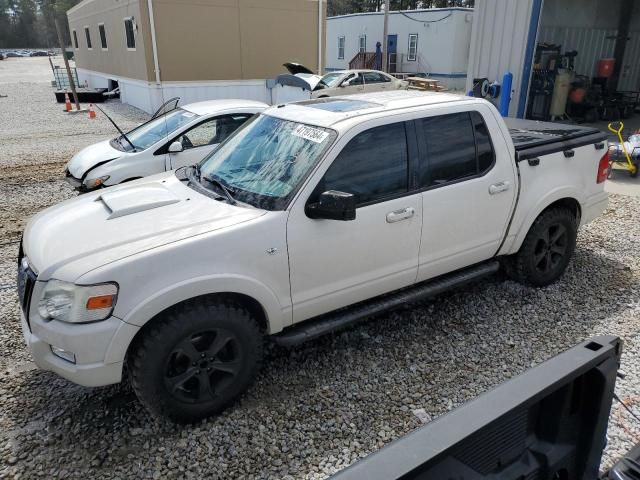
[489,181,511,195]
[386,207,415,223]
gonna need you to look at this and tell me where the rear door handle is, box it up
[489,181,511,195]
[386,207,415,223]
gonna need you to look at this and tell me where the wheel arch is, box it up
[505,192,582,255]
[104,276,288,365]
[121,291,269,364]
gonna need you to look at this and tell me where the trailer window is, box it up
[359,35,366,53]
[72,30,78,49]
[84,27,92,49]
[124,18,136,49]
[408,34,418,61]
[338,36,345,60]
[98,24,107,50]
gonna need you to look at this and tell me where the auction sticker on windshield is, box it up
[292,124,329,143]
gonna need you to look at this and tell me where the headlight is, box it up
[38,280,118,323]
[84,175,110,189]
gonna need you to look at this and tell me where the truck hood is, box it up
[23,172,266,281]
[66,139,125,179]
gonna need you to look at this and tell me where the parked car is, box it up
[283,63,408,98]
[311,70,409,98]
[65,99,268,191]
[18,91,608,422]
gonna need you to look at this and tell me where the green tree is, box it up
[0,0,82,48]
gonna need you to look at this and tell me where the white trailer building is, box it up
[325,8,473,90]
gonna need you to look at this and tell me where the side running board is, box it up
[274,261,500,347]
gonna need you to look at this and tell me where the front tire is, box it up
[507,208,577,287]
[129,299,263,423]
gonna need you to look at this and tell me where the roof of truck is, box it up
[266,90,476,128]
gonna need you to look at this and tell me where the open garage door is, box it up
[525,0,640,126]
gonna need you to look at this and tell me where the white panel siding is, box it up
[156,81,271,108]
[466,0,537,117]
[77,68,283,113]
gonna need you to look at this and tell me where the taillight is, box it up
[596,151,609,183]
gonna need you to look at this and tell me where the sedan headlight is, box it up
[38,280,118,323]
[84,175,110,189]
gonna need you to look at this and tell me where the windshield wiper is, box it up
[203,174,237,205]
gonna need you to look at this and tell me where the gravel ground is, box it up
[1,58,640,479]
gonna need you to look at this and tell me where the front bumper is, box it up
[19,308,139,387]
[64,171,102,193]
[64,171,83,190]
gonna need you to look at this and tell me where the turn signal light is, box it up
[597,152,609,183]
[86,294,115,310]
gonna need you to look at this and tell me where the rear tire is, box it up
[128,299,263,423]
[506,208,577,287]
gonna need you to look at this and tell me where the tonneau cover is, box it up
[505,118,607,161]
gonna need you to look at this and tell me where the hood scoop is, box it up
[97,183,181,219]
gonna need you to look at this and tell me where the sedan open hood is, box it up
[283,62,315,75]
[66,139,124,179]
[281,63,322,90]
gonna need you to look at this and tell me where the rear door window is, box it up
[417,111,495,188]
[317,122,408,205]
[349,73,365,86]
[363,72,384,84]
[472,111,496,172]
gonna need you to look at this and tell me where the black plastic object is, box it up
[331,336,622,480]
[506,117,607,162]
[305,190,356,221]
[283,62,315,75]
[151,96,180,119]
[603,442,640,479]
[274,261,500,346]
[472,77,490,97]
[54,89,107,103]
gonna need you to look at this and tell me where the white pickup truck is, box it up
[17,91,609,423]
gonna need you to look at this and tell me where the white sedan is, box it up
[65,99,267,192]
[311,70,408,98]
[282,64,409,99]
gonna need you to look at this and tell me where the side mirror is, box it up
[306,190,356,221]
[340,80,350,88]
[168,141,183,153]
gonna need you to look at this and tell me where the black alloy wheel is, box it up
[532,223,568,276]
[164,329,242,404]
[129,299,263,423]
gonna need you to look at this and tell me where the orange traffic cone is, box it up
[88,103,96,119]
[64,92,72,112]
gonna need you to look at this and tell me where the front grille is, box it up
[17,242,36,331]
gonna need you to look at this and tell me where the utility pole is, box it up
[382,0,390,72]
[54,14,80,110]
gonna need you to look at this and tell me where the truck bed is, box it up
[505,118,607,161]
